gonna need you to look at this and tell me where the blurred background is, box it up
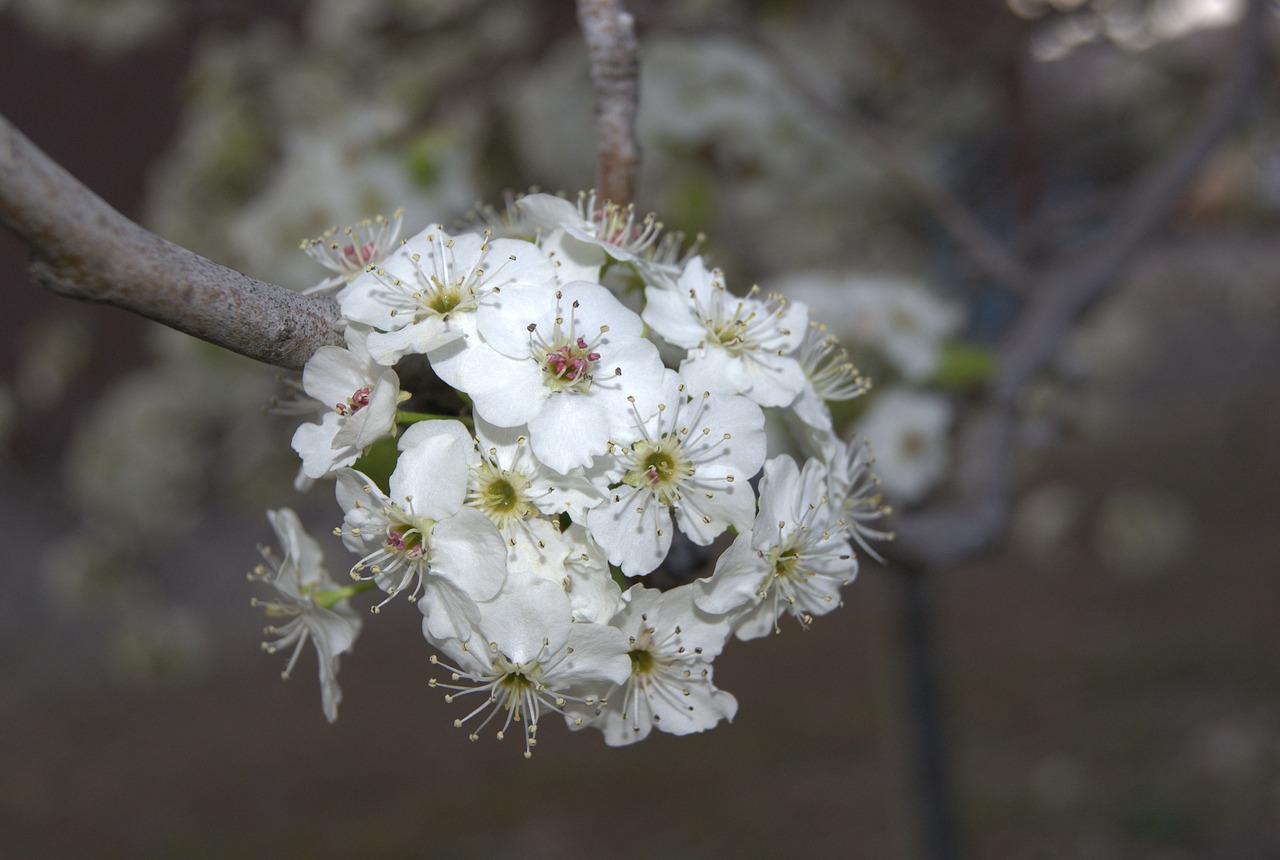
[1,1,1278,857]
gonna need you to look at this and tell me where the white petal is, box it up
[528,394,609,473]
[390,422,472,519]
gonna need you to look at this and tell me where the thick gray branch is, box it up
[888,0,1269,569]
[577,0,641,206]
[0,114,343,371]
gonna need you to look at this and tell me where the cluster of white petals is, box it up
[253,193,888,750]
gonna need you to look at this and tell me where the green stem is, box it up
[314,580,376,610]
[396,410,472,428]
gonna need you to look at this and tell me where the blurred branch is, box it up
[0,114,343,371]
[577,0,641,206]
[889,0,1271,569]
[728,23,1031,292]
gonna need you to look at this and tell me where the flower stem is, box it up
[314,580,376,611]
[396,410,472,428]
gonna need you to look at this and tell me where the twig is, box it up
[0,115,343,371]
[577,0,641,207]
[888,0,1270,569]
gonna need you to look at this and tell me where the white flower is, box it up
[429,576,631,757]
[643,258,810,407]
[301,209,404,295]
[516,191,664,264]
[290,327,406,480]
[449,280,667,473]
[251,508,362,723]
[335,420,507,643]
[696,455,855,641]
[465,417,605,580]
[824,434,893,560]
[570,584,737,746]
[853,387,952,506]
[587,375,767,577]
[791,321,870,432]
[340,225,557,364]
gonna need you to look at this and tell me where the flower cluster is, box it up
[251,192,888,754]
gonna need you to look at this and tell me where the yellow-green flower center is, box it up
[629,648,656,675]
[473,461,536,529]
[622,437,693,506]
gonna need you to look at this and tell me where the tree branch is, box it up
[0,114,343,371]
[888,0,1270,569]
[577,0,641,207]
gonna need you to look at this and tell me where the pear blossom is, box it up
[791,321,871,432]
[516,190,664,265]
[696,455,855,640]
[465,417,606,580]
[335,420,507,642]
[570,584,738,746]
[290,326,407,480]
[340,224,558,365]
[586,375,767,577]
[250,508,362,723]
[429,576,631,757]
[825,434,893,560]
[249,194,892,744]
[643,258,810,407]
[301,209,404,296]
[448,280,667,473]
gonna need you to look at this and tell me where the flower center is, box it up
[576,191,662,255]
[497,666,537,698]
[420,274,468,318]
[545,336,599,381]
[768,543,806,582]
[383,512,432,559]
[472,461,537,529]
[708,311,750,354]
[629,648,656,676]
[622,437,694,506]
[335,386,372,416]
[527,292,610,395]
[342,240,377,266]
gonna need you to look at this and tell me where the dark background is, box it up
[1,2,1278,858]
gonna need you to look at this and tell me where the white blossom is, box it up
[429,576,631,757]
[290,326,407,480]
[244,194,895,749]
[301,209,404,295]
[449,280,667,473]
[335,420,507,643]
[557,523,623,624]
[587,374,767,577]
[570,584,738,746]
[251,508,362,723]
[341,225,557,365]
[696,455,855,640]
[643,258,810,408]
[824,434,893,560]
[791,321,871,432]
[516,191,665,265]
